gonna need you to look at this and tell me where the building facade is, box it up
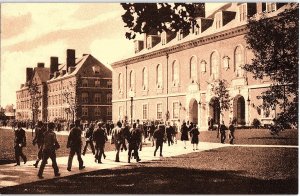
[111,3,286,130]
[16,49,112,123]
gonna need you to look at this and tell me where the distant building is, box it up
[16,49,112,123]
[111,3,287,130]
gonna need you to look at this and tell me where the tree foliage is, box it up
[28,82,42,125]
[244,4,299,130]
[121,3,205,39]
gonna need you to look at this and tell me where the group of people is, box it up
[13,118,235,179]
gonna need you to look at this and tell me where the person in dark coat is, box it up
[111,121,124,162]
[37,122,60,179]
[229,121,235,145]
[93,122,108,163]
[67,120,85,171]
[190,124,200,150]
[82,123,95,155]
[153,125,165,157]
[219,121,228,144]
[14,123,27,166]
[128,123,142,163]
[180,122,189,149]
[32,121,46,168]
[166,122,174,146]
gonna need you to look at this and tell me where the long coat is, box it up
[180,125,189,141]
[67,127,82,149]
[93,128,108,148]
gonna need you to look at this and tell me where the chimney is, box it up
[26,67,34,82]
[62,70,67,75]
[54,71,60,78]
[68,67,76,74]
[37,62,45,68]
[66,49,76,71]
[50,57,59,74]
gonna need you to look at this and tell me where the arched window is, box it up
[190,56,197,82]
[156,64,162,88]
[129,70,135,90]
[118,73,123,91]
[172,60,179,86]
[142,67,148,90]
[234,46,244,77]
[210,51,219,79]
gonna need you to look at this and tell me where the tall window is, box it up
[129,70,135,90]
[143,104,148,120]
[107,106,112,116]
[234,46,244,77]
[94,93,101,103]
[190,56,197,82]
[173,102,179,119]
[172,60,179,86]
[157,103,163,119]
[82,107,88,116]
[95,107,101,116]
[210,51,219,79]
[118,73,123,91]
[142,67,148,90]
[239,4,247,21]
[82,92,89,103]
[106,94,112,103]
[82,79,88,87]
[118,106,123,120]
[156,64,162,88]
[95,79,101,87]
[107,80,112,88]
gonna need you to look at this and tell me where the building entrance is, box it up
[233,95,246,125]
[209,97,220,125]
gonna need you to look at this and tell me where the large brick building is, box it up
[111,3,287,130]
[16,49,112,123]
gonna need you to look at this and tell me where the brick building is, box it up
[16,49,112,123]
[111,3,287,130]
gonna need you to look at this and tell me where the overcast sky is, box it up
[1,3,225,107]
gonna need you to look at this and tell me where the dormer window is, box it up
[266,2,276,12]
[195,24,200,35]
[239,4,247,21]
[215,13,222,29]
[147,36,152,49]
[177,30,184,41]
[92,65,100,74]
[161,31,167,45]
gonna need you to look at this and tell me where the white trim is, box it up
[112,92,187,103]
[171,100,180,119]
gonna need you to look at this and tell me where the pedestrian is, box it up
[180,122,189,149]
[229,121,235,144]
[136,119,143,151]
[37,122,60,179]
[67,119,85,171]
[14,122,27,166]
[111,121,124,162]
[128,123,141,163]
[219,121,227,144]
[190,124,200,150]
[93,122,108,163]
[148,121,155,147]
[82,123,95,155]
[166,122,174,146]
[32,121,46,168]
[153,124,165,157]
[121,122,129,151]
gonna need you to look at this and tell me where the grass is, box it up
[0,128,298,194]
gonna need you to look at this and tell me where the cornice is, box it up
[112,24,248,68]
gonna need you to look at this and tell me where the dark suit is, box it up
[153,128,165,156]
[67,126,84,170]
[93,127,108,163]
[14,128,27,165]
[82,128,95,155]
[128,128,141,162]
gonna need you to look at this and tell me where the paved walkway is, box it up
[0,126,298,189]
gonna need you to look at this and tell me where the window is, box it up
[172,60,179,86]
[92,65,100,74]
[215,13,221,29]
[147,36,152,49]
[129,70,135,90]
[118,73,123,91]
[210,51,219,79]
[161,31,167,45]
[94,93,101,103]
[266,3,276,12]
[156,64,162,88]
[157,103,163,120]
[82,107,88,116]
[82,79,88,87]
[234,46,244,77]
[142,67,148,90]
[190,56,197,82]
[177,29,183,40]
[95,79,100,87]
[107,80,112,88]
[143,104,148,120]
[95,107,101,116]
[173,102,179,119]
[107,106,112,116]
[107,94,112,103]
[239,4,247,21]
[82,92,89,103]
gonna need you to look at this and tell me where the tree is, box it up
[121,3,205,39]
[28,82,42,127]
[244,4,298,132]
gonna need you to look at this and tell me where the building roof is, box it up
[34,67,50,83]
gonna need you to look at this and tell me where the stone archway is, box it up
[189,98,198,124]
[209,97,220,125]
[233,95,246,125]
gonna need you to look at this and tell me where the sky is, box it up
[0,3,225,107]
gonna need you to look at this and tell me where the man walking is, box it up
[67,120,85,171]
[14,123,27,166]
[166,122,174,146]
[37,122,60,179]
[32,121,46,168]
[111,121,124,162]
[229,121,235,144]
[153,124,165,157]
[128,123,141,163]
[82,123,95,156]
[93,122,108,163]
[219,121,227,144]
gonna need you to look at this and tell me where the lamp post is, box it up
[128,91,134,125]
[247,95,251,126]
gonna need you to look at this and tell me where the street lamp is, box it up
[247,95,251,126]
[128,91,134,125]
